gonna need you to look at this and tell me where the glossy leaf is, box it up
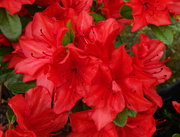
[113,107,128,127]
[7,106,16,126]
[124,0,130,2]
[115,35,123,49]
[0,46,13,65]
[89,13,105,23]
[172,134,180,137]
[6,71,36,95]
[0,68,12,84]
[62,20,75,46]
[120,5,133,19]
[149,25,173,45]
[0,8,22,42]
[128,108,137,117]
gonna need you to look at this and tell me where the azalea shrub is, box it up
[0,0,180,137]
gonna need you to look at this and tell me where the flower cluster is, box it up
[127,0,180,31]
[0,0,178,136]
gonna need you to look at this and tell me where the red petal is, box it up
[5,129,36,137]
[172,101,180,114]
[109,45,133,78]
[53,83,82,114]
[144,88,163,108]
[8,94,31,131]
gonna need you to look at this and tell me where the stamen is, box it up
[153,67,163,74]
[156,119,166,126]
[31,53,41,59]
[126,48,133,52]
[39,29,54,46]
[42,51,51,57]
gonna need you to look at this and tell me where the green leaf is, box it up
[128,108,137,117]
[113,107,128,127]
[115,35,123,49]
[0,68,12,84]
[170,17,179,25]
[124,0,130,2]
[172,134,180,137]
[0,8,22,42]
[89,13,105,23]
[6,71,36,95]
[62,20,75,46]
[0,46,13,65]
[149,25,173,45]
[7,106,16,125]
[120,5,133,19]
[169,17,180,33]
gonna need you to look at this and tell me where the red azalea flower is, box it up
[42,2,78,24]
[132,34,171,85]
[102,0,133,33]
[0,0,35,15]
[172,101,180,114]
[72,11,119,62]
[117,108,156,137]
[83,64,125,130]
[49,44,99,113]
[61,0,93,13]
[8,12,68,92]
[67,110,118,137]
[83,45,152,130]
[52,44,100,114]
[36,0,61,7]
[8,86,68,137]
[127,0,172,32]
[109,45,152,112]
[132,34,171,107]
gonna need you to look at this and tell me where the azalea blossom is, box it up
[8,86,68,137]
[83,45,152,130]
[8,12,68,92]
[42,2,78,24]
[127,0,172,32]
[72,11,120,62]
[132,34,171,107]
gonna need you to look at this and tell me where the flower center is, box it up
[142,1,159,15]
